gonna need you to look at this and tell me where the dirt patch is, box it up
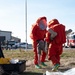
[25,49,75,74]
[26,60,34,67]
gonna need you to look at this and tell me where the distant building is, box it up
[0,30,21,43]
[11,36,21,43]
[0,30,12,42]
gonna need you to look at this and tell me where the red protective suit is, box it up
[46,19,66,65]
[30,17,47,65]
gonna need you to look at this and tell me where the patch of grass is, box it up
[3,49,34,60]
[61,50,75,58]
[2,49,75,75]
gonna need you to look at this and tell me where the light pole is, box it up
[25,0,27,50]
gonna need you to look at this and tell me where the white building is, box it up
[0,30,12,42]
[0,30,21,43]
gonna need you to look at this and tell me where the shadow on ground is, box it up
[3,72,43,75]
[21,72,43,75]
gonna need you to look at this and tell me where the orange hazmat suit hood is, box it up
[48,19,59,28]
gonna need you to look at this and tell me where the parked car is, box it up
[13,42,28,49]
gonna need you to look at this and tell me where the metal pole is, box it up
[25,0,27,50]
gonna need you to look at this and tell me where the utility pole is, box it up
[25,0,27,50]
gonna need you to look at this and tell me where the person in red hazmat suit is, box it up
[30,16,47,69]
[45,19,66,71]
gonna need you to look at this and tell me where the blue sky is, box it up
[0,0,75,44]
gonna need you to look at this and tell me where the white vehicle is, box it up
[64,38,69,48]
[13,42,28,49]
[65,33,75,48]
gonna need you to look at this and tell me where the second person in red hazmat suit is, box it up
[45,19,66,71]
[30,16,47,69]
